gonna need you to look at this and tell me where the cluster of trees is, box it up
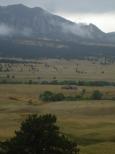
[0,114,79,154]
[40,91,83,102]
[0,79,115,87]
[40,90,103,102]
[41,80,115,87]
[40,91,65,102]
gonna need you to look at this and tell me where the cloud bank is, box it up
[0,0,115,13]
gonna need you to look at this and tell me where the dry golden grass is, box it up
[81,142,115,154]
[1,59,115,81]
[0,84,115,153]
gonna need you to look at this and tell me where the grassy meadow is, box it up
[0,84,115,154]
[0,59,115,154]
[1,58,115,81]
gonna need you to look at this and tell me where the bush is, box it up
[91,90,103,100]
[40,91,65,102]
[65,96,77,101]
[55,93,65,101]
[40,91,54,101]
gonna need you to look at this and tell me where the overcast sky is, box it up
[0,0,115,32]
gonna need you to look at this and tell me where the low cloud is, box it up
[0,23,14,36]
[61,22,93,38]
[0,23,33,37]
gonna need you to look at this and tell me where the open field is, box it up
[1,58,115,82]
[0,84,115,154]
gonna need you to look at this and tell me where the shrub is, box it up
[91,90,103,100]
[40,91,65,102]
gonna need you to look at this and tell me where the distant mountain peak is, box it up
[1,4,27,9]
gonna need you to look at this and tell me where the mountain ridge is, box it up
[0,4,112,44]
[0,4,115,59]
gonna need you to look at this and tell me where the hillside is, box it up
[0,4,115,58]
[0,4,113,43]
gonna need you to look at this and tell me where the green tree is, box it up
[0,114,79,154]
[91,90,103,100]
[40,91,65,102]
[40,91,54,101]
[54,93,65,101]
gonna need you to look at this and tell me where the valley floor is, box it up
[1,58,115,82]
[0,84,115,154]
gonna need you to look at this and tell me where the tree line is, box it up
[40,90,103,102]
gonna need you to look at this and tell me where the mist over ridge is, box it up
[0,4,114,44]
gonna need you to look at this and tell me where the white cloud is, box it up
[56,12,115,32]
